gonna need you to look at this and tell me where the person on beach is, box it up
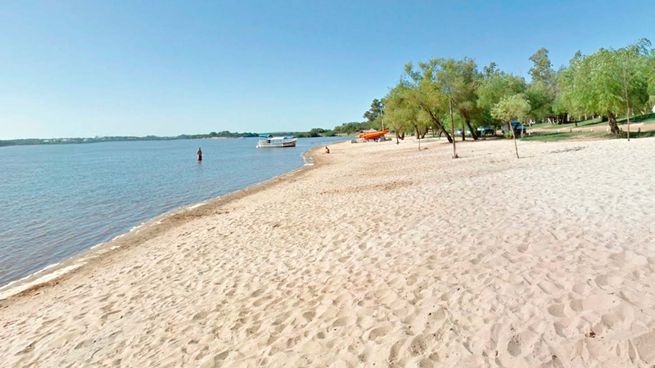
[197,147,203,161]
[325,146,330,154]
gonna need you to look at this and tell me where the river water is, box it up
[0,137,342,286]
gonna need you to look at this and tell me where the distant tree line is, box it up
[0,135,180,147]
[0,129,340,147]
[206,131,259,138]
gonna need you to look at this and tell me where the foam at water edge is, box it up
[302,151,315,166]
[187,201,207,210]
[0,264,84,300]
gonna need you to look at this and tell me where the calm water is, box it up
[0,137,342,286]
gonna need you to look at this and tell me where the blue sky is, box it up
[1,1,653,139]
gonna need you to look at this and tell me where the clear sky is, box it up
[1,0,653,139]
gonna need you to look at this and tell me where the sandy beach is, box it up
[2,137,655,367]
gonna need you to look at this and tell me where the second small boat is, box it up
[256,135,297,148]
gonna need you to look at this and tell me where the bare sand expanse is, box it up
[2,137,655,368]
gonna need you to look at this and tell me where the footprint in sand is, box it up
[569,298,584,312]
[547,304,566,318]
[192,311,208,321]
[332,317,349,327]
[387,338,406,364]
[302,310,316,321]
[507,334,522,357]
[368,325,391,342]
[408,334,428,356]
[553,320,573,338]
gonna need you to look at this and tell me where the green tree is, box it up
[529,48,555,85]
[526,48,556,123]
[615,40,652,139]
[384,85,413,144]
[364,98,384,128]
[477,66,526,127]
[646,52,655,108]
[491,94,531,158]
[649,54,655,109]
[402,62,454,144]
[436,58,483,141]
[384,83,431,149]
[526,83,554,122]
[555,51,588,119]
[558,40,652,135]
[333,121,372,135]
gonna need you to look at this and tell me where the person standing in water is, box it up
[197,147,203,161]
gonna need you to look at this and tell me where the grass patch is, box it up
[522,126,655,142]
[521,131,609,142]
[617,112,655,124]
[574,117,605,127]
[529,114,655,132]
[528,122,556,130]
[529,117,604,130]
[618,130,655,139]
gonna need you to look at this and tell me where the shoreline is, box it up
[0,143,333,302]
[2,137,655,367]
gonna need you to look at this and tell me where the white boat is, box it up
[256,136,297,148]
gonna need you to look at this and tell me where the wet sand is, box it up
[2,137,655,367]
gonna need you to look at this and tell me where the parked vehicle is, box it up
[476,126,495,136]
[501,121,526,135]
[454,129,471,136]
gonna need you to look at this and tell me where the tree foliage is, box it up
[526,48,557,122]
[434,58,483,140]
[384,84,420,144]
[556,40,653,134]
[649,55,655,108]
[491,94,531,123]
[529,48,555,85]
[332,121,373,135]
[477,67,526,126]
[399,61,454,143]
[364,99,384,124]
[491,94,531,158]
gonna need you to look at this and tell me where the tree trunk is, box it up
[509,121,519,159]
[626,106,631,141]
[439,122,453,143]
[465,119,479,140]
[420,126,428,139]
[421,104,453,143]
[607,112,620,135]
[442,126,453,143]
[395,132,400,144]
[414,125,421,151]
[448,98,457,158]
[621,65,631,141]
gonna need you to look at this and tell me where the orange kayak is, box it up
[358,129,389,140]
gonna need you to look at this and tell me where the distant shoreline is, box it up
[0,131,350,148]
[0,135,247,147]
